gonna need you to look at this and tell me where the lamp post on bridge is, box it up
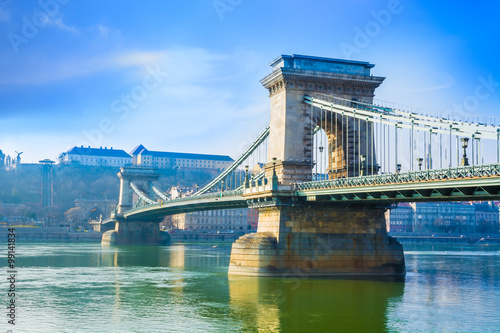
[417,158,423,171]
[272,157,278,190]
[460,137,470,166]
[244,165,250,188]
[360,154,366,176]
[318,146,324,180]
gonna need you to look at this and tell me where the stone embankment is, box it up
[0,227,101,242]
[390,233,500,245]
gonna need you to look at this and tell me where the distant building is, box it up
[411,202,476,233]
[475,202,499,233]
[386,203,413,233]
[172,208,248,231]
[59,146,132,167]
[387,202,499,234]
[247,209,259,230]
[130,144,233,172]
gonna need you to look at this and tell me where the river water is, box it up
[3,242,500,332]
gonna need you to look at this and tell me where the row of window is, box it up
[190,210,245,217]
[184,226,245,230]
[69,156,130,165]
[186,219,245,225]
[139,156,229,165]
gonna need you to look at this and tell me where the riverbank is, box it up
[0,226,101,242]
[3,227,499,245]
[390,233,500,245]
[0,227,247,243]
[168,230,247,243]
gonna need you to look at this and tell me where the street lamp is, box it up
[396,163,401,173]
[460,137,470,166]
[318,146,324,180]
[272,157,278,190]
[417,158,423,171]
[360,154,366,176]
[244,165,250,188]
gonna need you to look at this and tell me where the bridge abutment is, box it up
[228,202,405,277]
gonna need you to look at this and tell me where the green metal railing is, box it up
[296,163,500,191]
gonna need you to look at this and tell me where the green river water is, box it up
[2,242,499,332]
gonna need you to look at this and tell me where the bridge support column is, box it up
[228,203,405,277]
[101,220,170,246]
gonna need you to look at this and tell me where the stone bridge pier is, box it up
[229,200,404,277]
[102,167,169,246]
[228,54,405,277]
[102,218,169,246]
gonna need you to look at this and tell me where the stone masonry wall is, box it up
[229,204,405,276]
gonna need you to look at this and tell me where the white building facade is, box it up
[59,146,132,167]
[131,145,233,171]
[172,208,248,231]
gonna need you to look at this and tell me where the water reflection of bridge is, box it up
[97,244,404,332]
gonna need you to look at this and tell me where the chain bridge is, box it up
[102,54,500,277]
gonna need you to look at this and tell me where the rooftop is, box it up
[67,146,131,158]
[270,54,375,76]
[131,145,233,162]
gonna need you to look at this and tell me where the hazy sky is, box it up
[1,0,499,163]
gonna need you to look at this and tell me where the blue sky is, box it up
[1,0,499,163]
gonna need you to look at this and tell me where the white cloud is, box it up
[115,51,167,68]
[0,47,260,87]
[50,17,79,34]
[0,50,164,85]
[92,24,121,39]
[97,24,108,37]
[0,47,270,160]
[37,14,79,34]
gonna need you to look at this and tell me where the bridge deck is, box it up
[112,163,500,221]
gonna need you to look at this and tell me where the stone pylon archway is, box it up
[260,54,384,183]
[310,105,377,179]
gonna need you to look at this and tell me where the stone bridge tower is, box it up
[260,54,384,182]
[117,167,160,213]
[229,55,405,277]
[102,167,168,246]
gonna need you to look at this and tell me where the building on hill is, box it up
[59,146,132,167]
[130,144,234,172]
